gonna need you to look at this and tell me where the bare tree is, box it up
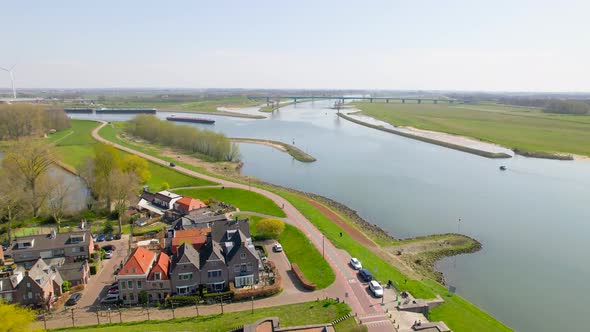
[0,168,24,245]
[3,139,55,216]
[111,169,139,236]
[46,174,72,233]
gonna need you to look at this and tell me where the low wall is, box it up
[291,263,316,290]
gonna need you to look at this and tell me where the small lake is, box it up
[70,101,590,332]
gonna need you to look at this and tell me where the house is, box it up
[118,247,170,304]
[173,196,206,215]
[170,228,210,254]
[11,230,93,266]
[146,252,170,302]
[56,261,90,286]
[0,246,4,265]
[0,269,22,303]
[137,190,183,216]
[169,218,261,294]
[14,258,63,309]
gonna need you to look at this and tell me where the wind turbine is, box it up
[0,64,17,99]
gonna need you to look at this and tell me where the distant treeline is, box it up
[125,115,240,161]
[0,104,70,140]
[496,98,590,115]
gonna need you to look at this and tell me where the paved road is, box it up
[91,121,394,330]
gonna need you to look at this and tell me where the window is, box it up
[207,270,222,278]
[121,282,126,290]
[79,246,85,252]
[235,275,254,288]
[127,280,133,289]
[247,262,253,272]
[179,273,192,281]
[26,282,31,289]
[154,272,161,280]
[240,253,246,260]
[27,292,32,299]
[137,281,142,289]
[240,264,247,273]
[234,265,240,273]
[132,268,136,273]
[159,282,163,289]
[129,294,134,301]
[177,286,188,295]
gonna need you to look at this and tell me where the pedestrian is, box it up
[339,232,343,237]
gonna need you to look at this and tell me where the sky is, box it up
[1,0,590,92]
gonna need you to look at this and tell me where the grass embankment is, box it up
[353,101,590,158]
[48,120,215,189]
[50,300,351,332]
[174,187,286,218]
[338,113,511,159]
[95,122,512,332]
[231,138,316,162]
[248,215,335,289]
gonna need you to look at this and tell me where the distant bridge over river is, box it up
[250,96,462,105]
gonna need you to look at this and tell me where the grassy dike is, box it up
[258,99,312,112]
[337,113,511,159]
[353,101,590,158]
[95,122,512,332]
[51,300,351,332]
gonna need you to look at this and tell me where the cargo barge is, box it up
[166,116,215,124]
[96,108,156,114]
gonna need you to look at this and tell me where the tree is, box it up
[0,302,40,332]
[111,169,139,236]
[138,290,148,305]
[62,280,71,292]
[256,218,285,239]
[3,139,55,217]
[46,174,71,233]
[122,154,150,184]
[104,219,114,234]
[92,144,121,211]
[0,168,24,245]
[160,182,170,190]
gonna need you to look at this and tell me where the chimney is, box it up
[49,229,56,239]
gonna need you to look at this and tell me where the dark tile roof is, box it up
[175,243,201,269]
[57,262,87,282]
[12,231,91,252]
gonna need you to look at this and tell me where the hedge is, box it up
[291,263,316,290]
[89,264,97,275]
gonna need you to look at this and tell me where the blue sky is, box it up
[1,0,589,91]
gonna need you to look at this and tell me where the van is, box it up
[359,268,373,282]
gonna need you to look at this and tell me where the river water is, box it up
[70,100,590,332]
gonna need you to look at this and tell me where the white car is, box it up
[273,243,283,252]
[369,280,384,298]
[104,250,113,259]
[350,257,362,270]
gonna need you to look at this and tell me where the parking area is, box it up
[75,235,130,309]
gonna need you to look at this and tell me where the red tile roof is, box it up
[119,247,156,276]
[171,228,210,254]
[175,196,206,212]
[148,252,170,280]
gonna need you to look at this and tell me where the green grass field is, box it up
[354,101,590,156]
[249,216,335,289]
[49,120,213,189]
[51,300,350,332]
[174,187,286,217]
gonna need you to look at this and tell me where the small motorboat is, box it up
[499,166,507,171]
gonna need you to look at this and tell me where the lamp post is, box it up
[251,296,254,314]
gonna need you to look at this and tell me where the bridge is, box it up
[250,96,462,105]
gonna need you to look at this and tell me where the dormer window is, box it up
[17,240,34,249]
[240,253,246,260]
[70,235,85,244]
[154,272,161,280]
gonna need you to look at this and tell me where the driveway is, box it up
[75,235,130,310]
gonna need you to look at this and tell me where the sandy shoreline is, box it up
[231,138,287,152]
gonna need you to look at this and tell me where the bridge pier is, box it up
[386,99,389,103]
[417,99,422,104]
[402,99,405,103]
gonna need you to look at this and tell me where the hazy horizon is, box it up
[2,0,590,92]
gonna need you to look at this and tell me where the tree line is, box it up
[497,97,590,114]
[125,115,240,161]
[0,104,70,140]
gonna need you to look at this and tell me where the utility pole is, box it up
[251,296,254,314]
[195,299,200,316]
[146,305,150,320]
[458,218,461,234]
[71,308,75,327]
[221,297,224,314]
[96,310,100,325]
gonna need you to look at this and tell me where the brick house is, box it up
[118,247,156,304]
[11,231,93,266]
[169,243,202,295]
[146,252,170,302]
[173,196,206,214]
[170,228,210,254]
[14,258,63,309]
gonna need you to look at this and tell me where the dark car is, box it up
[97,234,105,242]
[114,233,121,240]
[105,234,114,241]
[358,268,373,282]
[65,293,82,306]
[102,245,116,252]
[169,162,176,167]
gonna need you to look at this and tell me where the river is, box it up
[69,100,590,332]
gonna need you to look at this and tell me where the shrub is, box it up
[165,295,201,307]
[62,281,71,292]
[89,264,97,275]
[291,263,316,290]
[103,219,114,234]
[256,218,285,239]
[138,290,148,305]
[160,182,170,190]
[70,284,85,292]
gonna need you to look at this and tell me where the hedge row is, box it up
[291,263,316,290]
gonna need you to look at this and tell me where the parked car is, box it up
[273,243,283,252]
[92,234,97,241]
[350,257,362,270]
[107,287,119,295]
[114,233,121,240]
[368,280,384,298]
[169,162,176,167]
[102,245,116,252]
[65,293,82,306]
[97,234,105,242]
[100,293,120,305]
[105,234,114,241]
[145,231,158,237]
[358,268,373,282]
[2,242,9,251]
[104,251,113,259]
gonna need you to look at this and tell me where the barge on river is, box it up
[165,116,215,124]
